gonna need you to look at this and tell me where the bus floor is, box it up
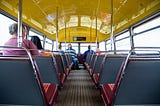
[54,65,105,106]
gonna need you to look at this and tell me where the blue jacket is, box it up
[82,50,95,62]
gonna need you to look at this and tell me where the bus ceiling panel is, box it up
[0,0,159,42]
[113,0,160,34]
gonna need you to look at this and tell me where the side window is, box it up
[133,17,160,47]
[45,38,53,51]
[0,14,15,46]
[115,31,130,51]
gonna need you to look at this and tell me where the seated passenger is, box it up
[3,23,39,56]
[30,36,43,50]
[82,45,95,62]
[57,44,65,54]
[65,43,79,70]
[30,36,45,55]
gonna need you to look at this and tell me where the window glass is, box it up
[92,18,102,30]
[81,16,91,27]
[99,42,105,51]
[69,15,78,27]
[44,38,52,50]
[115,31,130,50]
[116,37,130,50]
[115,31,129,41]
[134,17,160,33]
[134,28,160,47]
[0,14,15,46]
[106,40,111,51]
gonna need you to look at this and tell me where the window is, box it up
[106,39,111,51]
[69,16,78,27]
[115,31,130,50]
[99,41,105,51]
[81,16,91,27]
[134,28,160,47]
[0,14,15,46]
[44,38,53,50]
[134,17,160,33]
[133,17,160,47]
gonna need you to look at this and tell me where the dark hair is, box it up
[9,23,25,35]
[30,36,43,49]
[88,45,91,50]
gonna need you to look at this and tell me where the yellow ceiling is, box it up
[0,0,160,42]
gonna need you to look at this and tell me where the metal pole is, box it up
[52,40,54,51]
[56,7,58,50]
[65,22,67,50]
[17,0,23,47]
[96,17,98,48]
[43,35,46,49]
[105,40,107,51]
[129,27,134,50]
[78,42,80,54]
[90,20,92,44]
[110,0,116,54]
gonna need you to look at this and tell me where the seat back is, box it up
[89,54,97,70]
[34,56,60,85]
[114,58,160,105]
[54,54,65,74]
[61,54,69,69]
[0,57,46,105]
[93,55,105,74]
[85,54,91,64]
[99,56,125,85]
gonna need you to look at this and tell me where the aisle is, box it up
[54,68,104,106]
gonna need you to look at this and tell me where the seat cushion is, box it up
[43,83,58,105]
[101,84,115,105]
[93,73,100,85]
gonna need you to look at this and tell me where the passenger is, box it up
[30,36,43,50]
[30,36,45,55]
[3,23,39,56]
[65,43,79,70]
[82,45,95,62]
[57,44,65,54]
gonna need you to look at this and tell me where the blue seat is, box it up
[0,57,47,105]
[113,58,160,105]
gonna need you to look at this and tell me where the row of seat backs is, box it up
[113,58,160,105]
[54,54,66,74]
[34,54,73,87]
[86,52,160,105]
[61,54,70,69]
[84,54,93,68]
[60,54,73,74]
[87,54,126,86]
[85,54,104,76]
[0,57,48,105]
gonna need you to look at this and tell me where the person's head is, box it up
[30,36,43,49]
[9,23,27,39]
[68,43,72,49]
[88,45,91,50]
[58,44,62,49]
